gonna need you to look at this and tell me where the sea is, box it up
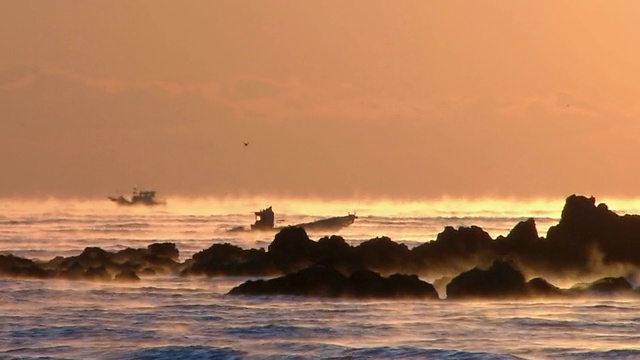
[2,196,640,360]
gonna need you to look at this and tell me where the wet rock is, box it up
[411,226,496,272]
[0,254,50,279]
[181,243,271,276]
[446,260,527,299]
[316,235,357,268]
[229,265,346,297]
[355,237,410,273]
[268,226,318,271]
[228,265,439,299]
[148,243,179,261]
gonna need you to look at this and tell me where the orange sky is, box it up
[2,1,640,200]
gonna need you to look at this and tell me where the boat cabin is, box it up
[251,206,275,230]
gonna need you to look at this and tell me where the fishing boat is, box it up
[108,188,166,206]
[229,206,357,233]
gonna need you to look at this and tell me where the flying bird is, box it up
[243,141,250,147]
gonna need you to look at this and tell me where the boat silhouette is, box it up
[229,206,357,233]
[108,187,166,206]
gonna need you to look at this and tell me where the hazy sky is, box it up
[2,1,640,200]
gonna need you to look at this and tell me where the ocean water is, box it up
[1,197,640,359]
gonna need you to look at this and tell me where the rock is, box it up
[228,265,439,299]
[229,265,346,297]
[570,276,633,296]
[84,265,110,281]
[266,227,319,272]
[354,237,410,273]
[446,260,527,299]
[526,277,564,297]
[115,269,141,282]
[181,243,271,276]
[0,254,50,279]
[148,243,179,261]
[412,226,496,272]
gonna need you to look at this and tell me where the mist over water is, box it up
[2,196,640,358]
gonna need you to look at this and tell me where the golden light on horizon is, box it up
[2,2,640,200]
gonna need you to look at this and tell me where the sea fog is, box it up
[2,196,640,359]
[1,196,570,260]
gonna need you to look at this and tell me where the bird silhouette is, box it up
[243,141,250,147]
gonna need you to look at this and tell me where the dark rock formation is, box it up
[229,265,439,299]
[411,225,496,274]
[495,218,539,255]
[0,243,181,282]
[115,269,141,282]
[354,237,411,273]
[46,243,181,280]
[0,254,50,279]
[570,276,634,296]
[180,243,271,276]
[147,243,180,261]
[525,277,564,297]
[3,193,640,302]
[268,226,319,272]
[544,195,640,270]
[316,235,358,270]
[446,260,527,299]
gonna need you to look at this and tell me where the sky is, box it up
[2,1,640,200]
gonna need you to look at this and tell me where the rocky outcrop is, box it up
[2,194,640,301]
[228,265,439,299]
[544,195,640,269]
[446,260,528,299]
[569,276,634,296]
[180,243,272,276]
[411,225,497,275]
[0,254,51,279]
[0,243,181,282]
[525,277,564,297]
[46,242,181,279]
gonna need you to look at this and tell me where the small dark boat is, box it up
[229,206,357,233]
[108,188,166,206]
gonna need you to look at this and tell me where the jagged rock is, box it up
[412,226,496,271]
[496,218,539,251]
[544,195,640,268]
